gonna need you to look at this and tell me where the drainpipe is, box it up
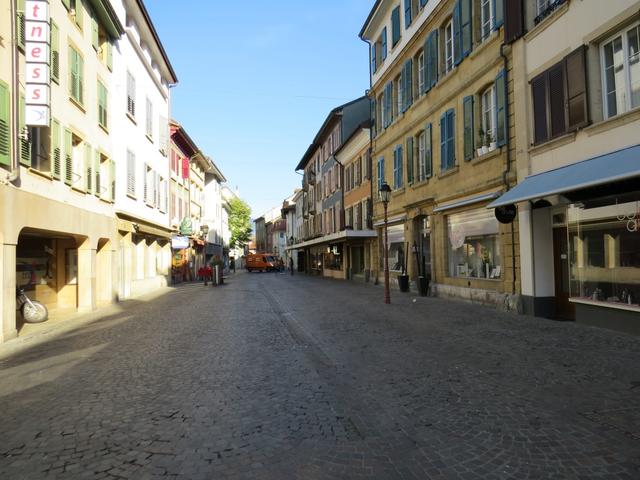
[500,42,516,296]
[8,0,21,183]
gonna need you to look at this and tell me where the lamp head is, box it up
[379,182,391,204]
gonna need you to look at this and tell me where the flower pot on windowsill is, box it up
[480,145,489,155]
[489,142,497,151]
[476,148,484,157]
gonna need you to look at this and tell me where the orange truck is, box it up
[245,253,278,272]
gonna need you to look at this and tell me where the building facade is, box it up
[361,0,521,309]
[489,0,640,332]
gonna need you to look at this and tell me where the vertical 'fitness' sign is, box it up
[25,0,50,127]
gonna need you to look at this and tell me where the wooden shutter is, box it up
[110,159,116,201]
[392,7,401,46]
[406,137,414,184]
[422,36,429,94]
[447,110,456,168]
[51,22,59,82]
[405,59,413,110]
[548,62,566,138]
[461,0,473,58]
[565,45,589,130]
[429,31,439,88]
[19,94,30,166]
[62,0,70,10]
[440,113,447,171]
[17,0,25,50]
[371,43,377,73]
[425,123,432,178]
[504,0,524,43]
[405,0,412,28]
[94,149,101,196]
[453,0,462,65]
[494,0,504,28]
[106,41,113,71]
[0,82,9,166]
[381,27,387,60]
[463,95,474,160]
[127,150,135,196]
[91,10,99,50]
[495,70,507,146]
[64,128,72,185]
[143,163,149,203]
[531,74,548,144]
[85,143,92,192]
[50,119,60,177]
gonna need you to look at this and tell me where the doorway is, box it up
[553,227,575,319]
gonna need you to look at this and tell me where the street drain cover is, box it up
[581,408,640,440]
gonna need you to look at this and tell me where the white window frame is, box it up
[417,130,426,181]
[395,74,403,117]
[600,22,640,119]
[480,0,493,41]
[445,20,454,73]
[481,85,496,146]
[418,51,425,94]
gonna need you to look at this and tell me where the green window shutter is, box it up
[94,150,100,197]
[64,128,72,185]
[19,93,30,166]
[422,36,429,94]
[381,27,387,60]
[493,0,504,29]
[447,109,456,168]
[371,43,377,73]
[463,95,474,160]
[51,22,60,83]
[91,11,99,50]
[453,0,462,65]
[62,0,71,11]
[391,6,401,46]
[440,113,447,171]
[84,142,91,192]
[406,136,414,184]
[404,59,413,111]
[404,0,412,29]
[0,82,10,166]
[17,0,26,50]
[495,69,507,146]
[69,46,77,100]
[78,55,84,104]
[110,159,115,201]
[425,123,432,178]
[75,0,84,30]
[50,119,61,178]
[98,81,107,128]
[461,0,473,58]
[106,41,113,71]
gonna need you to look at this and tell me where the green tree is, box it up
[228,198,252,249]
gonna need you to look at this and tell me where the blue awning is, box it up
[488,144,640,208]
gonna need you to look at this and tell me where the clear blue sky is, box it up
[145,0,372,219]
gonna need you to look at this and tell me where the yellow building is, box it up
[360,0,521,308]
[0,0,123,341]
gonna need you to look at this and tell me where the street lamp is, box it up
[379,182,391,304]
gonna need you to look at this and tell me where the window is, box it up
[70,132,84,189]
[406,137,414,184]
[405,0,419,29]
[391,6,401,47]
[395,74,403,117]
[126,149,136,197]
[145,97,153,139]
[97,80,108,129]
[463,95,474,160]
[417,130,426,181]
[481,85,496,148]
[68,46,83,105]
[440,109,455,171]
[532,47,588,144]
[417,51,425,94]
[29,127,50,172]
[602,23,640,118]
[126,72,136,117]
[377,157,385,191]
[445,20,454,73]
[96,153,113,201]
[480,0,493,41]
[448,208,502,279]
[355,157,361,186]
[393,144,403,189]
[70,0,83,30]
[536,0,565,19]
[387,224,406,272]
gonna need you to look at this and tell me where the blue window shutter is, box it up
[440,113,447,171]
[371,98,376,134]
[391,7,401,46]
[398,145,403,187]
[381,27,388,60]
[447,109,456,168]
[420,0,428,6]
[431,31,439,88]
[406,136,414,184]
[371,44,377,73]
[405,0,412,29]
[405,59,413,109]
[425,123,432,178]
[495,69,507,146]
[422,36,429,94]
[461,0,473,58]
[463,96,474,160]
[493,0,504,29]
[453,0,462,65]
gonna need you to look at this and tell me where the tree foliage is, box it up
[228,198,252,249]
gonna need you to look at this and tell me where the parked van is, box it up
[246,253,277,272]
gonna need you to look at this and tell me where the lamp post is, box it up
[379,182,391,304]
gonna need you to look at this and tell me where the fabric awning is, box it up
[488,144,640,208]
[433,191,501,213]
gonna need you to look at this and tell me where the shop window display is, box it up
[568,200,640,307]
[386,224,406,273]
[448,208,501,279]
[324,244,343,271]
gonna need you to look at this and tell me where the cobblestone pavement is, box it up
[1,272,640,479]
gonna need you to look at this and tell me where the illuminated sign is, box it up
[25,0,50,126]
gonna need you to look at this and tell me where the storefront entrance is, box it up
[553,228,575,320]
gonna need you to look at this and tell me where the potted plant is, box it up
[477,128,486,156]
[489,133,497,151]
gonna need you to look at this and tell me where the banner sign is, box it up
[25,0,50,126]
[171,236,190,250]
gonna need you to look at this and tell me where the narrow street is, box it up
[1,272,640,479]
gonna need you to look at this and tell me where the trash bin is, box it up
[418,275,429,296]
[398,274,410,292]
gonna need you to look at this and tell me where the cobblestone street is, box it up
[1,272,640,479]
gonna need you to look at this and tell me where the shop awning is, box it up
[488,144,640,208]
[433,191,501,213]
[286,229,378,250]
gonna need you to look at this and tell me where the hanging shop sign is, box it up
[171,236,189,250]
[25,0,50,126]
[179,217,193,235]
[495,204,517,224]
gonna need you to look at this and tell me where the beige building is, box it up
[489,0,640,332]
[360,0,520,307]
[1,0,123,341]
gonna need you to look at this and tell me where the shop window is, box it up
[568,200,640,307]
[387,224,406,273]
[325,244,343,271]
[448,208,502,279]
[30,126,51,172]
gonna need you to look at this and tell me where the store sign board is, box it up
[495,204,517,224]
[25,0,50,127]
[171,236,190,250]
